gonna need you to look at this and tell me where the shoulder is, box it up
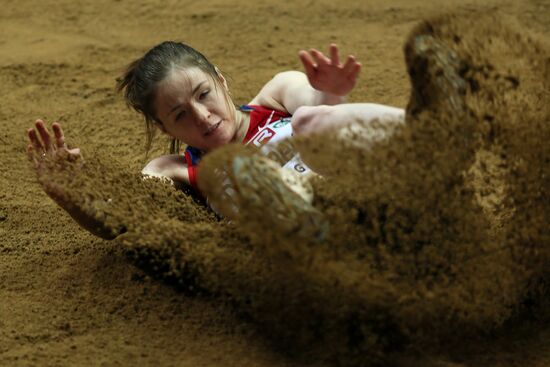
[249,71,309,113]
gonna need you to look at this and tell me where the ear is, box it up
[215,66,229,90]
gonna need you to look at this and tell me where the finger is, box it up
[27,144,38,165]
[299,50,317,77]
[347,62,362,80]
[329,44,340,66]
[52,122,66,149]
[342,55,358,75]
[35,119,54,152]
[27,128,45,152]
[310,49,330,67]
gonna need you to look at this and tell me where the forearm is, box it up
[260,71,348,114]
[330,103,405,126]
[65,202,124,240]
[50,194,126,240]
[293,103,405,137]
[283,78,346,113]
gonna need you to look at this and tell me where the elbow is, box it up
[141,163,172,183]
[292,105,334,137]
[141,160,159,177]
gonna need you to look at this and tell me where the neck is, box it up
[232,107,250,144]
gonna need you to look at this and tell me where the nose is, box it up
[192,103,211,125]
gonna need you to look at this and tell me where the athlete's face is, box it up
[154,67,236,151]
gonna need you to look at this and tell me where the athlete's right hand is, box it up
[26,119,120,239]
[26,119,82,204]
[27,118,82,165]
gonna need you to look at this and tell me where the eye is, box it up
[199,90,210,100]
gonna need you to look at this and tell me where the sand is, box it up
[1,0,549,366]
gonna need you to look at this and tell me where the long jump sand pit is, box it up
[1,1,549,366]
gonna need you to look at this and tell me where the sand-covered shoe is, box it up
[198,145,329,245]
[405,34,468,117]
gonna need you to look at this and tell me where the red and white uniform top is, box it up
[184,104,312,189]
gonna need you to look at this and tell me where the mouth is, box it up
[204,121,222,136]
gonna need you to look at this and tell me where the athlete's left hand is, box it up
[299,44,361,97]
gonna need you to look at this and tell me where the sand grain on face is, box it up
[2,1,549,367]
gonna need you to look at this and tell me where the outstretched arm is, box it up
[27,119,123,240]
[251,44,361,114]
